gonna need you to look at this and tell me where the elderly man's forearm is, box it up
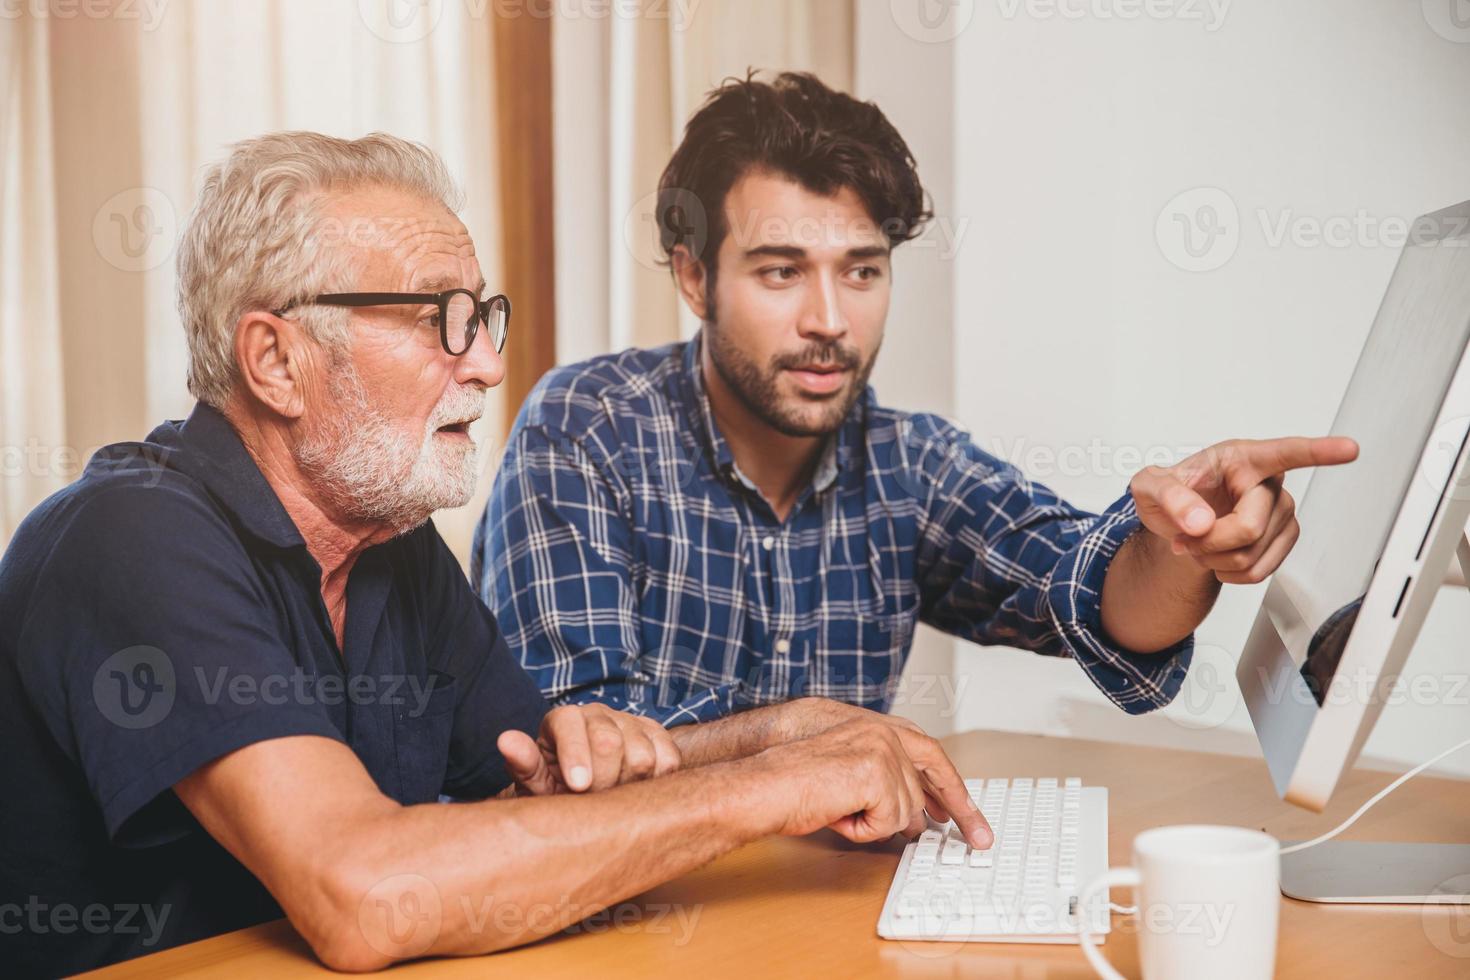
[310,759,784,969]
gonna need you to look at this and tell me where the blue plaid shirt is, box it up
[473,336,1192,727]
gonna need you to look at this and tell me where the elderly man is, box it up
[0,132,990,976]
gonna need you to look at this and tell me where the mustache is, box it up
[429,387,486,429]
[772,343,862,372]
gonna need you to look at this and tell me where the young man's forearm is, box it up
[1099,528,1221,653]
[668,702,791,767]
[666,697,877,767]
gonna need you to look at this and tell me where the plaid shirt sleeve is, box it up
[473,423,741,727]
[900,418,1193,714]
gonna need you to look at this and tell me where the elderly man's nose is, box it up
[454,324,505,388]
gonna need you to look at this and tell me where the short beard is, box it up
[703,318,878,438]
[294,355,483,536]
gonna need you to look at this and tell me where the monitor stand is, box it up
[1280,842,1470,903]
[1280,527,1470,904]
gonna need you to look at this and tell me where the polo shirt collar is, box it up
[168,402,306,550]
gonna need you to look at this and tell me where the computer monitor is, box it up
[1237,199,1470,903]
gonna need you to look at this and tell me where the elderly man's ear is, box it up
[234,312,316,420]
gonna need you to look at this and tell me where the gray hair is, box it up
[175,131,465,408]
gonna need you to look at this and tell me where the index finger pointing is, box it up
[1236,436,1359,481]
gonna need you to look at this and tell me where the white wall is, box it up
[854,4,962,735]
[867,1,1470,777]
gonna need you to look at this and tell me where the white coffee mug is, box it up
[1078,825,1280,980]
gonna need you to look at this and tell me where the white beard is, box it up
[295,361,484,536]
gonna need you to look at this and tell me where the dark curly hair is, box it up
[655,71,932,278]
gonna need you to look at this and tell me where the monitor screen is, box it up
[1267,204,1470,704]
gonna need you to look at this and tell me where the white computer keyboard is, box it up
[877,776,1111,944]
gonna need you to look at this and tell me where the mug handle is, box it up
[1078,866,1141,980]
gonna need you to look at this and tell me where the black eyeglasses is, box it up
[272,290,511,356]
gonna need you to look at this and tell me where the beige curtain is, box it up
[0,14,66,544]
[553,0,854,364]
[2,1,855,557]
[0,2,509,564]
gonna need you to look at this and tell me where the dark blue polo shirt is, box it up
[0,403,548,976]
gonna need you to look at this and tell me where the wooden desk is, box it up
[84,730,1470,979]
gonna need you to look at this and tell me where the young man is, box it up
[475,72,1356,730]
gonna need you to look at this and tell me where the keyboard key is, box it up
[883,776,1106,944]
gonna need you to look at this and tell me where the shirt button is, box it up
[762,535,775,551]
[775,638,791,654]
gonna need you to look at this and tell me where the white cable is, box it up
[1278,734,1470,856]
[1109,902,1138,915]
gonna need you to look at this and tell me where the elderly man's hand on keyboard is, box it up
[753,717,994,849]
